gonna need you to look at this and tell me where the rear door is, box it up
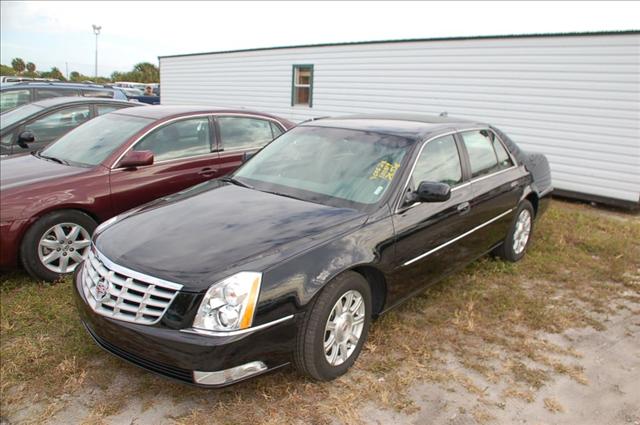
[387,134,475,304]
[458,129,524,256]
[214,115,286,176]
[108,114,224,215]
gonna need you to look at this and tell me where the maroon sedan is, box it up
[0,105,294,281]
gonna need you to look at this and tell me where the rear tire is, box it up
[294,271,372,381]
[20,210,96,282]
[495,200,534,262]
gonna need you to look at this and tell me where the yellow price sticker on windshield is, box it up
[370,161,400,181]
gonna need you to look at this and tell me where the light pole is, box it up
[92,24,102,80]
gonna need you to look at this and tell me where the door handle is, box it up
[457,202,471,214]
[198,167,218,178]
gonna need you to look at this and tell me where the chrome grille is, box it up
[80,248,183,325]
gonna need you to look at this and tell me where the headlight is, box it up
[95,215,119,234]
[193,272,261,331]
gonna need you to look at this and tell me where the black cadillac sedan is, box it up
[74,114,552,387]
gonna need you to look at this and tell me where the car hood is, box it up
[0,154,88,191]
[95,182,368,291]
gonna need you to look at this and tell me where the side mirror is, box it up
[17,131,35,149]
[415,181,451,203]
[118,150,154,168]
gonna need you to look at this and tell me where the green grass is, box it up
[1,200,639,424]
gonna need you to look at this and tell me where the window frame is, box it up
[408,134,465,191]
[113,113,217,168]
[291,64,314,108]
[394,127,518,213]
[213,113,288,152]
[458,128,517,179]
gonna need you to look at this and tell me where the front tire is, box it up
[495,200,534,262]
[20,210,96,282]
[295,271,372,381]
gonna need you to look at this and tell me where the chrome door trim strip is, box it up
[110,112,287,169]
[402,208,514,267]
[180,315,295,337]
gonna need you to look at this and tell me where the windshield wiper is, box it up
[259,189,304,202]
[33,151,69,166]
[221,176,253,189]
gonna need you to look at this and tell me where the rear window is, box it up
[82,89,113,98]
[35,88,79,100]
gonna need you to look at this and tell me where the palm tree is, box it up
[26,62,36,73]
[11,58,26,74]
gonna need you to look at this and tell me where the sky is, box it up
[1,1,638,78]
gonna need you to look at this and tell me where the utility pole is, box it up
[92,24,102,80]
[65,62,69,80]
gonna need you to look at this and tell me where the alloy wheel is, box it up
[323,289,366,366]
[37,222,91,273]
[512,209,532,255]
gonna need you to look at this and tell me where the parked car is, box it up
[0,82,128,113]
[1,97,139,156]
[74,114,552,387]
[0,106,295,281]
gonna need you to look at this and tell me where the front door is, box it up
[387,134,475,306]
[108,115,224,215]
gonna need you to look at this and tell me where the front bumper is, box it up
[73,265,299,387]
[0,218,30,269]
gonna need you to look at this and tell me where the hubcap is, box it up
[512,209,532,255]
[324,289,366,366]
[37,223,91,274]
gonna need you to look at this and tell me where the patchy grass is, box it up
[1,200,639,424]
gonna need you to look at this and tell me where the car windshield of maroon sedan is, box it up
[234,126,411,209]
[38,113,152,167]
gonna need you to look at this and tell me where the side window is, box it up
[24,106,91,143]
[492,136,514,170]
[82,89,113,98]
[1,130,16,154]
[218,117,275,151]
[461,130,501,178]
[135,117,211,161]
[412,135,462,187]
[96,105,125,116]
[35,88,79,100]
[0,89,30,112]
[270,121,284,138]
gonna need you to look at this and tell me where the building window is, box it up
[292,65,313,107]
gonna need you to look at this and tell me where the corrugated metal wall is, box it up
[160,33,640,204]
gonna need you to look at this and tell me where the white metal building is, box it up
[159,31,640,208]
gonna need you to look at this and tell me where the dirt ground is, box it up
[4,301,638,425]
[359,303,640,425]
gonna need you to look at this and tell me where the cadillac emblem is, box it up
[94,277,110,301]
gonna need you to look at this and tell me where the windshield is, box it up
[234,126,412,209]
[41,113,152,167]
[0,104,43,129]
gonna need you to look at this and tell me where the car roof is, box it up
[30,96,136,108]
[301,114,488,141]
[0,82,118,91]
[110,104,289,122]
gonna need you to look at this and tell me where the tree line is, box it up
[1,58,159,83]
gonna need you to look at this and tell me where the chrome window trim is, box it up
[92,244,183,291]
[110,112,286,169]
[402,208,514,266]
[394,127,519,213]
[180,314,295,337]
